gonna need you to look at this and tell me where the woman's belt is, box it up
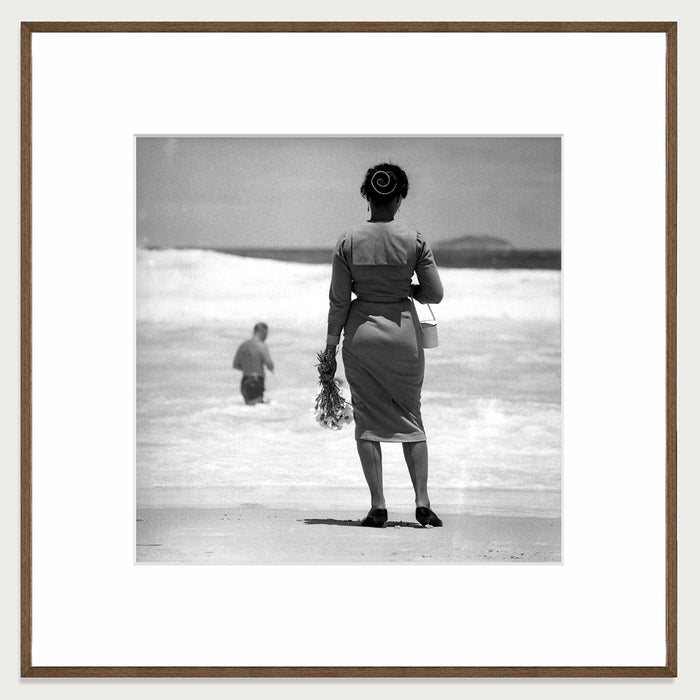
[355,295,408,303]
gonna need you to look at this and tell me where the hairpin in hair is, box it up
[370,170,397,196]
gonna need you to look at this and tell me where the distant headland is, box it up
[433,234,515,251]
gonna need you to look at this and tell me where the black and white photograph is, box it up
[136,136,561,563]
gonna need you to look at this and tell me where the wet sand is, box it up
[136,505,560,564]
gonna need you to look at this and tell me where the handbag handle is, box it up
[410,287,436,321]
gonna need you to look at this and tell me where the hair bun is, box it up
[370,169,397,196]
[360,163,409,203]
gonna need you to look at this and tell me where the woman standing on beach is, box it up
[324,164,444,528]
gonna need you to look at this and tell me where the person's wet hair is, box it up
[360,163,409,205]
[254,322,268,334]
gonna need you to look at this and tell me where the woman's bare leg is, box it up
[403,441,430,508]
[357,439,385,510]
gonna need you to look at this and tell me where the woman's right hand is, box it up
[319,345,337,382]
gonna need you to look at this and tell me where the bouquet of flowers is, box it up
[313,350,354,430]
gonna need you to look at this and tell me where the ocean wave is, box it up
[137,248,560,324]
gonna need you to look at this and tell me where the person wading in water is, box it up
[233,322,275,405]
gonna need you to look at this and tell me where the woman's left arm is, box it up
[326,233,352,347]
[412,233,444,304]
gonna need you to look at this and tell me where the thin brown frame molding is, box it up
[20,21,677,679]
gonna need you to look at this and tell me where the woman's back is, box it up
[341,221,417,302]
[329,222,443,328]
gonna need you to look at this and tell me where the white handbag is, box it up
[411,290,438,349]
[419,303,439,349]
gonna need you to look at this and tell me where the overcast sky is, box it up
[136,137,560,250]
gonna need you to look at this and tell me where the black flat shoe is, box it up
[416,506,443,527]
[361,508,388,528]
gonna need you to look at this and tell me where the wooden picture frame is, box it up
[21,21,677,678]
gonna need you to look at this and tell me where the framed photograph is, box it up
[21,22,676,677]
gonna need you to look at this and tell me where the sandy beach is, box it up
[136,505,560,564]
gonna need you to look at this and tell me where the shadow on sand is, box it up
[300,518,423,529]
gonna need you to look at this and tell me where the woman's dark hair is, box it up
[360,163,409,205]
